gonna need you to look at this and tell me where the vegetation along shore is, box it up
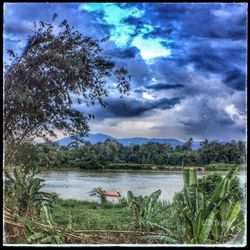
[9,138,245,172]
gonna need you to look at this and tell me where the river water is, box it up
[39,169,247,202]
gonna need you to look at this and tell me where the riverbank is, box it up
[39,163,244,172]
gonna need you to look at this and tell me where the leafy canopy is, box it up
[4,15,131,163]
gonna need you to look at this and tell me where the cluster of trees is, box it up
[11,138,246,169]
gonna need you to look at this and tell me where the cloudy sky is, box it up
[4,3,247,141]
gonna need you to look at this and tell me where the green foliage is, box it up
[198,173,241,202]
[24,204,68,244]
[58,199,98,209]
[144,169,245,244]
[176,168,244,244]
[149,201,184,240]
[199,173,223,197]
[88,187,108,204]
[9,138,245,170]
[127,189,168,230]
[79,153,107,169]
[118,197,129,207]
[4,166,55,217]
[49,198,133,231]
[198,140,246,166]
[11,142,40,168]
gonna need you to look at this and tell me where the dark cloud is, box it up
[188,48,227,74]
[113,55,151,89]
[143,27,173,39]
[133,88,144,94]
[101,96,181,118]
[223,69,246,91]
[146,83,184,90]
[178,101,238,140]
[75,96,182,120]
[158,37,246,90]
[133,3,247,92]
[148,3,247,41]
[104,46,140,59]
[123,16,144,27]
[150,58,192,86]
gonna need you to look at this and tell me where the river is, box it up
[39,169,247,202]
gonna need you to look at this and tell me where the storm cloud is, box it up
[146,83,184,90]
[74,96,182,119]
[3,3,247,141]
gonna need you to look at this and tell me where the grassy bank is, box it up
[40,198,134,231]
[37,197,181,242]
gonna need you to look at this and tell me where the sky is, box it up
[3,3,247,141]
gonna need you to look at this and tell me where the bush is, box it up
[88,187,107,204]
[198,173,223,197]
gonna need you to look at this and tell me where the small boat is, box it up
[104,188,121,198]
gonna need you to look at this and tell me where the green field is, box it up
[44,198,134,231]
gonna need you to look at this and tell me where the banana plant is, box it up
[136,169,244,244]
[4,166,55,218]
[178,168,244,244]
[24,204,66,244]
[127,189,164,230]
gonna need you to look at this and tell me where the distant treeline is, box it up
[10,138,246,170]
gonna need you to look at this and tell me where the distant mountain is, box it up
[57,133,112,146]
[57,133,203,150]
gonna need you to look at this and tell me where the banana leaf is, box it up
[198,210,215,243]
[194,209,206,240]
[220,199,232,221]
[226,201,241,233]
[207,168,237,213]
[148,189,161,202]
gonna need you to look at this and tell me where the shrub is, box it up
[4,166,55,218]
[199,173,223,197]
[88,187,107,204]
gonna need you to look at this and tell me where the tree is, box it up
[11,142,40,169]
[181,138,193,152]
[36,142,59,168]
[80,153,107,170]
[4,15,131,165]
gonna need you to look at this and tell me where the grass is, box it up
[39,197,183,237]
[41,198,134,231]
